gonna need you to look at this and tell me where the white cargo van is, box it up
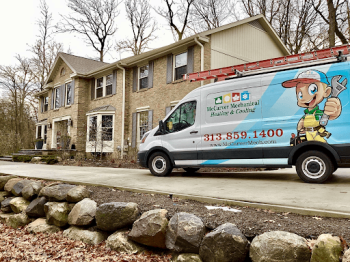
[138,58,349,183]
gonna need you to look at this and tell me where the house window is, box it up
[165,101,196,133]
[37,126,42,139]
[89,116,97,141]
[102,115,113,141]
[54,87,60,109]
[44,125,47,144]
[106,74,113,96]
[43,96,48,112]
[96,77,103,98]
[138,111,149,140]
[66,82,72,106]
[139,65,149,90]
[174,52,187,80]
[60,67,66,76]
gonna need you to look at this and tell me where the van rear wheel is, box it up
[296,150,333,183]
[148,152,173,177]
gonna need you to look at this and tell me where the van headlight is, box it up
[141,131,150,143]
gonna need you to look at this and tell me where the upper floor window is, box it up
[96,77,103,98]
[165,101,196,133]
[95,74,113,98]
[66,82,72,106]
[139,65,149,90]
[42,96,48,112]
[174,52,187,80]
[60,67,66,76]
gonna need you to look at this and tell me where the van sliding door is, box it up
[199,81,264,167]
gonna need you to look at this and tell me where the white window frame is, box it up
[36,120,48,149]
[138,65,149,90]
[136,106,150,146]
[43,96,49,112]
[173,51,187,81]
[65,81,73,106]
[95,74,113,99]
[86,111,115,152]
[54,86,60,109]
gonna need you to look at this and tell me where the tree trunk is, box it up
[327,0,336,47]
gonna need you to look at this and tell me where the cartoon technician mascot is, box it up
[282,70,347,144]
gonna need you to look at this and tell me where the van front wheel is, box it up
[296,151,333,183]
[148,152,173,177]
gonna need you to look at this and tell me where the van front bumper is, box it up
[137,151,147,168]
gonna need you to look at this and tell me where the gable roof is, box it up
[44,53,108,86]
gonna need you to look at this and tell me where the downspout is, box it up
[194,37,204,86]
[116,63,126,159]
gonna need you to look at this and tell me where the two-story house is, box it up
[35,15,290,158]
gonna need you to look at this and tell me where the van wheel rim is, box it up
[152,156,166,173]
[302,156,325,179]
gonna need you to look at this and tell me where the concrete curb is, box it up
[10,174,350,219]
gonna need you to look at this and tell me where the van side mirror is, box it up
[159,120,165,134]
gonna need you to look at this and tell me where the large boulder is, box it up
[22,182,43,200]
[310,234,342,262]
[250,231,311,262]
[39,184,76,202]
[12,180,33,196]
[25,197,47,218]
[95,202,139,231]
[0,176,15,190]
[68,198,97,226]
[44,202,72,227]
[6,212,33,229]
[26,218,61,234]
[1,197,16,213]
[175,254,203,262]
[4,178,22,193]
[10,197,30,213]
[165,212,206,253]
[106,229,145,254]
[129,209,168,249]
[63,226,109,245]
[199,223,249,262]
[0,191,11,202]
[66,186,90,203]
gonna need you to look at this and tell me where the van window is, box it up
[165,101,196,133]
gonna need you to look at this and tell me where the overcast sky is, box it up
[0,0,175,66]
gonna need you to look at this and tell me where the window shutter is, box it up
[148,110,153,131]
[112,69,117,95]
[40,97,44,113]
[166,54,173,84]
[165,106,171,116]
[91,79,95,100]
[71,79,75,104]
[51,90,54,110]
[59,84,65,108]
[131,112,137,148]
[148,61,154,88]
[133,67,138,92]
[187,46,194,74]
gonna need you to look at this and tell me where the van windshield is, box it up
[165,101,196,133]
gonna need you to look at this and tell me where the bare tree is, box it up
[155,0,195,41]
[57,0,121,61]
[0,56,36,151]
[116,0,157,55]
[188,0,237,32]
[313,0,348,47]
[29,0,64,91]
[240,0,281,25]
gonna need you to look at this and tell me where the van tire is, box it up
[183,168,200,173]
[296,150,334,183]
[148,152,173,177]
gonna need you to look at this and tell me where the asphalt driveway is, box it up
[1,161,350,218]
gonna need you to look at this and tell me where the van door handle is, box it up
[190,131,198,134]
